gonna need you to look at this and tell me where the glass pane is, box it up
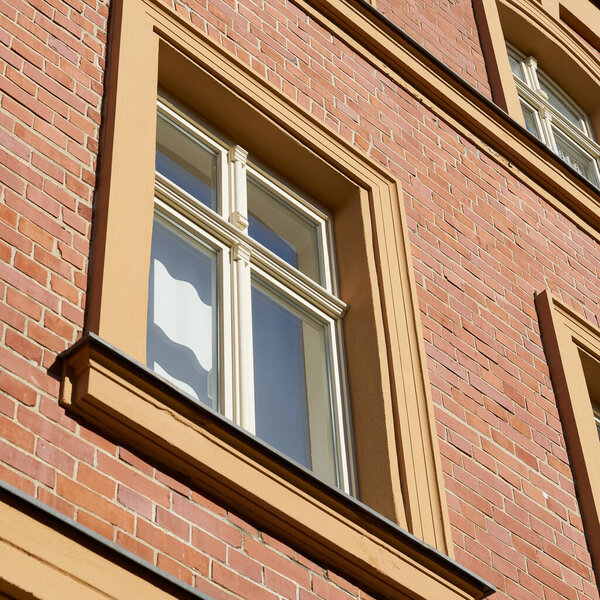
[538,79,582,130]
[251,281,337,485]
[508,54,523,80]
[553,128,599,186]
[520,102,541,140]
[147,217,219,409]
[247,177,323,284]
[156,112,218,210]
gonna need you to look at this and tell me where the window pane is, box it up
[156,112,218,210]
[553,128,599,186]
[247,177,323,284]
[251,281,337,485]
[508,54,523,80]
[520,102,541,140]
[147,217,219,409]
[538,79,582,130]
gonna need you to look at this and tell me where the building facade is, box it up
[1,0,599,598]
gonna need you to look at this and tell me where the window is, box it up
[507,43,600,187]
[536,290,600,579]
[578,347,600,443]
[61,4,457,585]
[579,349,600,443]
[147,99,353,492]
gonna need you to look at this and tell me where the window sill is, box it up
[59,332,494,600]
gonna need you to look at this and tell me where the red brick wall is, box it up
[405,139,600,599]
[375,0,492,97]
[1,0,599,599]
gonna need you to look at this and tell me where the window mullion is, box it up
[229,148,256,434]
[539,108,557,152]
[523,56,540,92]
[229,146,249,231]
[523,57,555,148]
[232,242,256,434]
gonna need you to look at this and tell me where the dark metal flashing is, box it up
[59,332,496,598]
[0,480,215,600]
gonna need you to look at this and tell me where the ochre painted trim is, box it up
[472,0,524,122]
[295,0,600,241]
[535,291,600,583]
[497,0,600,134]
[559,0,600,60]
[475,0,600,133]
[60,334,495,600]
[86,0,158,361]
[85,0,453,560]
[0,484,210,600]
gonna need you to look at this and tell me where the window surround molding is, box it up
[535,290,600,582]
[55,0,497,598]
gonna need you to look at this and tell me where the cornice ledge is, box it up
[0,481,213,600]
[58,332,495,600]
[293,0,600,237]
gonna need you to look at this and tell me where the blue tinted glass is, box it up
[156,151,216,209]
[156,113,218,211]
[247,177,322,283]
[248,213,298,268]
[252,284,311,468]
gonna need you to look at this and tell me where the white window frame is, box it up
[151,97,355,494]
[507,43,600,187]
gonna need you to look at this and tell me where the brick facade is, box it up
[1,0,599,599]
